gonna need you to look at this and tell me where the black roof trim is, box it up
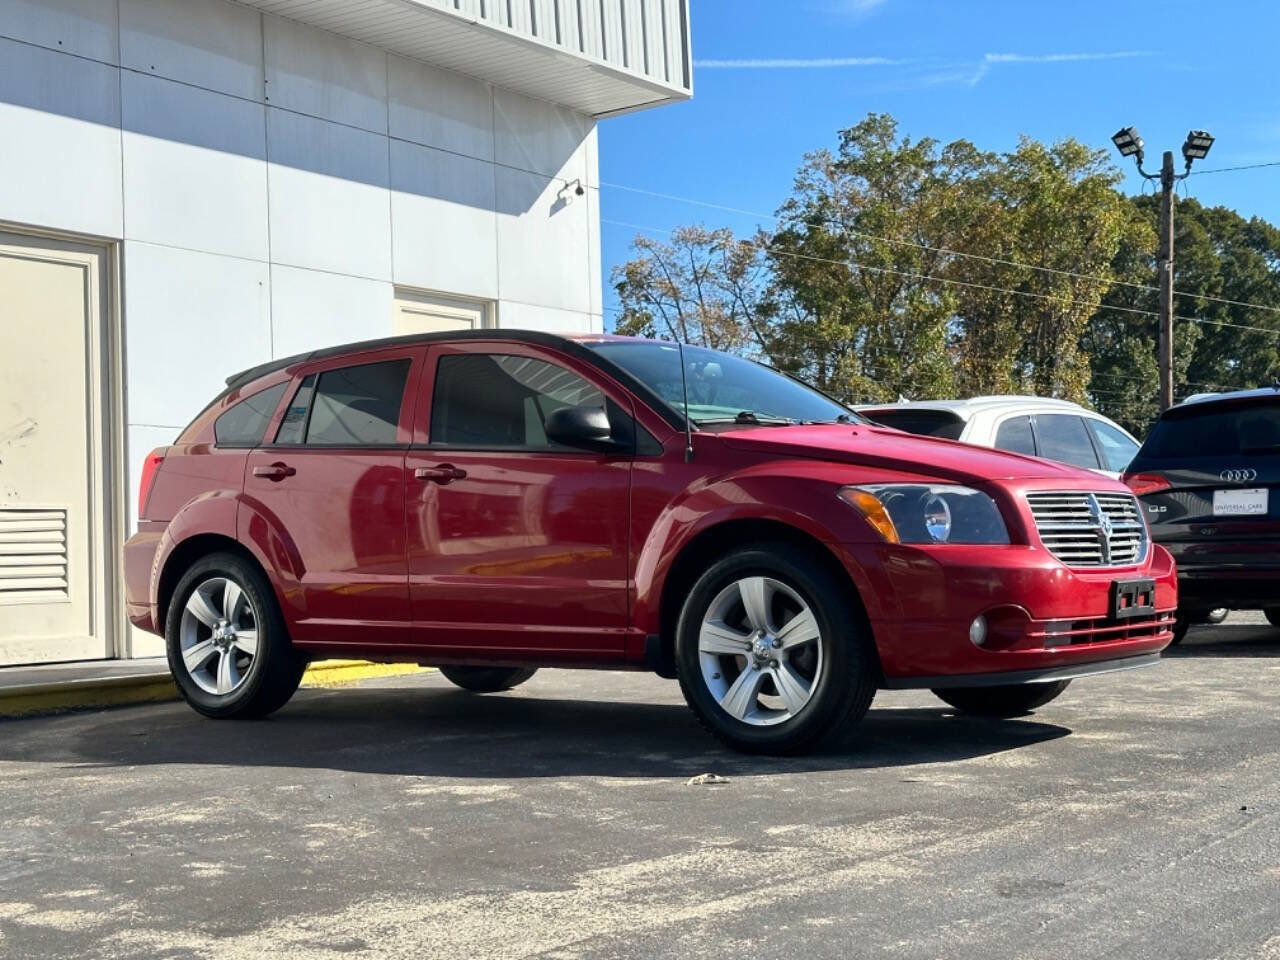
[219,329,687,433]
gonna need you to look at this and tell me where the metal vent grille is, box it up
[1026,492,1148,568]
[0,507,69,597]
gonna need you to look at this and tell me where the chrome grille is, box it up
[1026,492,1148,567]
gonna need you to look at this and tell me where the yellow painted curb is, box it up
[300,660,428,688]
[0,660,429,718]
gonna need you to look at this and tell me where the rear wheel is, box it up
[933,680,1070,718]
[1170,614,1195,645]
[1265,608,1280,628]
[438,665,538,693]
[166,552,305,719]
[674,542,877,755]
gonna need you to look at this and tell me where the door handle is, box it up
[415,464,467,484]
[253,462,296,481]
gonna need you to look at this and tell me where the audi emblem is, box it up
[1219,468,1258,483]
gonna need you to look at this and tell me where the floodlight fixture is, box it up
[1111,126,1144,160]
[1182,129,1214,162]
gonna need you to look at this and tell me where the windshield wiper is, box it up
[697,410,797,426]
[802,413,856,425]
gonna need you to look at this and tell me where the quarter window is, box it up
[430,353,605,449]
[1034,414,1101,470]
[993,416,1036,456]
[214,382,286,447]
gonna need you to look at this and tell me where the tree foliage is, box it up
[611,113,1280,434]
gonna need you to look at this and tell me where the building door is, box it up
[393,289,489,335]
[0,232,115,666]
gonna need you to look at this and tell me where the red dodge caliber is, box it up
[125,332,1176,754]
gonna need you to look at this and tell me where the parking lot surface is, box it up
[1,616,1277,960]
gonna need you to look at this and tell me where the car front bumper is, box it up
[841,541,1178,685]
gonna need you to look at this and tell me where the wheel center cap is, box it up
[753,637,775,662]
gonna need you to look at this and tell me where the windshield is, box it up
[587,341,859,425]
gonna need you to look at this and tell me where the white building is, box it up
[0,0,691,666]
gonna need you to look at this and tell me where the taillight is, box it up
[138,448,166,519]
[1122,472,1171,497]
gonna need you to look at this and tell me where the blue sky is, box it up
[598,0,1280,326]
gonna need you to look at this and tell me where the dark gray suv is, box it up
[1123,388,1280,642]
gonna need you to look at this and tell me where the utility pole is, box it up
[1157,150,1175,411]
[1111,127,1215,410]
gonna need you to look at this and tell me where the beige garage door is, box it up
[393,289,490,334]
[0,233,113,666]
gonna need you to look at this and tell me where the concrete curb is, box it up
[0,660,427,719]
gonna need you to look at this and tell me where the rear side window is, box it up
[994,416,1036,456]
[1088,419,1139,472]
[1034,414,1101,470]
[430,353,604,449]
[864,409,965,440]
[214,382,286,447]
[274,359,411,446]
[1139,401,1280,461]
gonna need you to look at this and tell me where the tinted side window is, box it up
[993,416,1036,456]
[1034,414,1101,469]
[301,360,411,446]
[430,353,604,449]
[1088,420,1139,472]
[214,382,286,447]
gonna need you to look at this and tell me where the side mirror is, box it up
[545,405,623,452]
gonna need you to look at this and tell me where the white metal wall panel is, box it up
[119,0,265,102]
[0,38,124,238]
[0,0,118,64]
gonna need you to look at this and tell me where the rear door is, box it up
[1127,397,1280,572]
[1030,413,1104,473]
[242,346,424,648]
[405,341,632,654]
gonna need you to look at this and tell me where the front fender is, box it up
[631,462,887,641]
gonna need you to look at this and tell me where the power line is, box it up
[600,180,1280,317]
[1188,159,1280,176]
[603,217,1280,339]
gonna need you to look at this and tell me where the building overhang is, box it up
[237,0,692,117]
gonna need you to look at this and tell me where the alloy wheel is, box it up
[697,576,824,726]
[179,576,260,697]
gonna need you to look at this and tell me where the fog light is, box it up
[969,615,988,647]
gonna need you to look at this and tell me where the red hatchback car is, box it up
[125,332,1177,753]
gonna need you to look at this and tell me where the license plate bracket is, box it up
[1111,578,1156,620]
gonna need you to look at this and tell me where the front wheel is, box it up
[933,680,1070,718]
[675,543,877,755]
[166,552,305,719]
[438,665,538,693]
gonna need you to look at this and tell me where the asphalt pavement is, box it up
[1,614,1277,959]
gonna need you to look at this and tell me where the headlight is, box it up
[838,484,1010,545]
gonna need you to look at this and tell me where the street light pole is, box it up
[1110,127,1215,411]
[1157,150,1175,411]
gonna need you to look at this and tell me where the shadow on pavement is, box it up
[0,684,1071,779]
[1166,622,1280,659]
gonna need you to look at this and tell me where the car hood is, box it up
[717,424,1099,485]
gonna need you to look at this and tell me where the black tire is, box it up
[932,680,1070,718]
[674,542,878,755]
[438,665,538,693]
[1170,614,1193,646]
[166,552,305,719]
[1265,608,1280,628]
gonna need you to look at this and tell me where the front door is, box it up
[405,342,631,654]
[0,233,113,666]
[242,347,423,650]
